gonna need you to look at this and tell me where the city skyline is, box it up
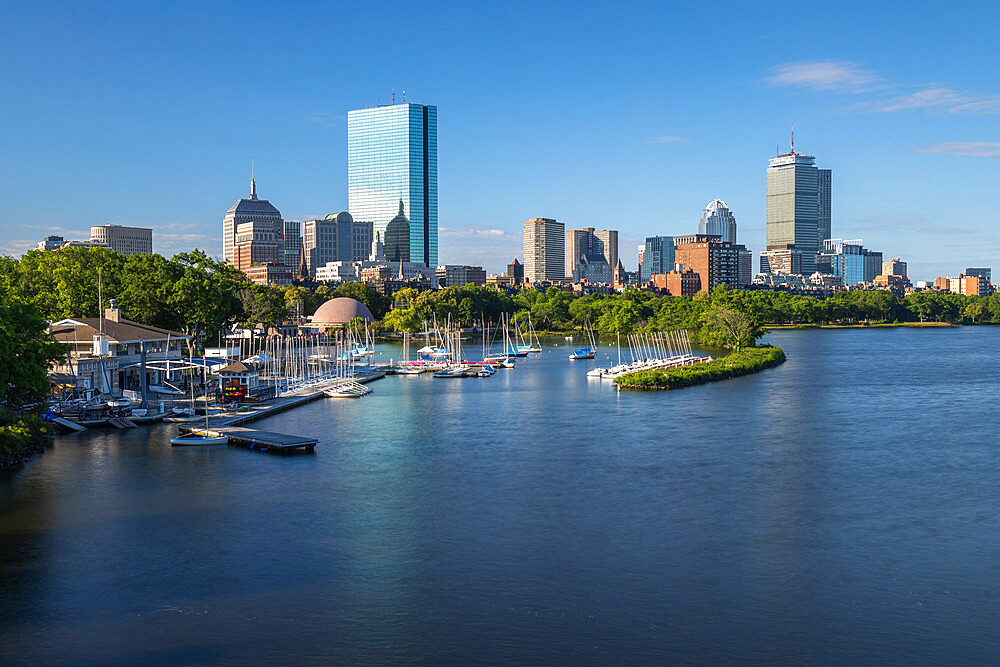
[1,2,999,279]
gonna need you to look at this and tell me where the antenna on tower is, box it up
[392,88,395,104]
[791,123,795,154]
[402,89,406,102]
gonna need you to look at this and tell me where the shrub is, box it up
[614,345,786,390]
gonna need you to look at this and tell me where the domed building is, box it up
[311,297,375,327]
[384,200,410,263]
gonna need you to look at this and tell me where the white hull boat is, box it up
[170,433,229,446]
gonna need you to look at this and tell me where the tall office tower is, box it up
[283,220,302,271]
[593,229,618,273]
[348,102,437,268]
[640,236,675,282]
[566,227,613,283]
[523,218,565,283]
[765,141,829,275]
[698,199,738,243]
[818,169,832,244]
[223,178,283,265]
[90,225,153,255]
[384,200,411,263]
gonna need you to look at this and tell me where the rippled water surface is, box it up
[3,328,1000,664]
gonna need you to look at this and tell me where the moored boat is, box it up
[170,433,229,446]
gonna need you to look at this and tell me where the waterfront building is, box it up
[348,102,437,267]
[936,273,992,296]
[301,213,373,277]
[383,200,411,263]
[223,178,283,266]
[283,220,302,271]
[698,199,738,243]
[90,225,152,255]
[882,257,907,277]
[765,142,830,274]
[640,236,674,283]
[817,239,882,285]
[436,265,487,287]
[47,301,188,396]
[36,235,65,251]
[566,227,615,283]
[506,258,524,284]
[673,234,747,292]
[523,218,565,283]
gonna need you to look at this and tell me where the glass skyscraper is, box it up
[698,199,738,244]
[640,236,674,282]
[348,102,438,268]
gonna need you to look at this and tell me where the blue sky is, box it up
[1,1,998,280]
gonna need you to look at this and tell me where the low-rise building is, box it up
[47,301,188,397]
[436,265,487,287]
[652,268,701,296]
[90,225,153,255]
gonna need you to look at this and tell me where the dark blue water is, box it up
[3,328,1000,664]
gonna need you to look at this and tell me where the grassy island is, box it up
[614,345,786,390]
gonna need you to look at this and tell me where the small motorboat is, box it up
[170,433,229,446]
[395,367,423,375]
[106,397,131,408]
[569,347,596,360]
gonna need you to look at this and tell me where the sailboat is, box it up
[165,362,200,422]
[569,320,597,360]
[171,364,228,445]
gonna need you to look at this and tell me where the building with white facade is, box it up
[523,218,565,283]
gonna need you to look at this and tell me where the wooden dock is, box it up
[178,371,385,455]
[185,426,317,453]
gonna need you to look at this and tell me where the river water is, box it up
[2,328,1000,664]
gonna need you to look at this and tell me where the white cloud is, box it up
[438,226,521,273]
[768,60,881,92]
[0,239,38,256]
[769,60,1000,115]
[911,141,1000,157]
[645,136,687,144]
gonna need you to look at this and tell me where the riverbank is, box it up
[614,345,786,390]
[766,321,955,330]
[0,412,49,472]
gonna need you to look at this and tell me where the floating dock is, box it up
[178,371,385,455]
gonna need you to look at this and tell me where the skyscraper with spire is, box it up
[223,176,283,267]
[764,132,831,275]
